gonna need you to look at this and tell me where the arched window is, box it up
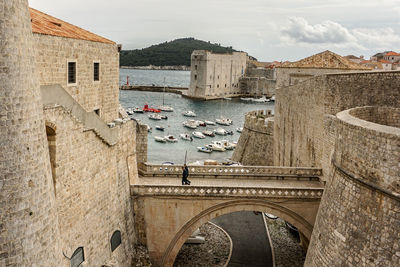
[110,230,122,252]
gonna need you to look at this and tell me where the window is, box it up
[94,109,100,116]
[68,61,76,84]
[194,75,197,80]
[217,84,219,88]
[111,231,122,252]
[195,65,197,70]
[94,62,100,81]
[70,247,84,267]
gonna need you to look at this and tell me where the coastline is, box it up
[120,65,190,71]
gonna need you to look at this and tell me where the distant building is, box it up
[188,50,247,99]
[383,51,400,63]
[275,50,371,88]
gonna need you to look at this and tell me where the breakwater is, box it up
[120,85,188,94]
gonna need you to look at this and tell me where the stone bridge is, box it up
[132,163,324,266]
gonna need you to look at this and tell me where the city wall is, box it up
[274,71,400,182]
[232,110,274,165]
[33,34,120,122]
[239,77,276,97]
[305,107,400,266]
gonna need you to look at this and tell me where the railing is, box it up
[138,162,322,181]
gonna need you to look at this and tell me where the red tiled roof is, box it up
[30,8,114,44]
[379,60,391,64]
[385,51,400,56]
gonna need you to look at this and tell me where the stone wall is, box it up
[232,110,274,165]
[305,107,400,266]
[245,67,275,79]
[188,50,247,99]
[44,106,137,266]
[0,1,62,266]
[33,34,120,123]
[274,71,400,181]
[239,77,276,97]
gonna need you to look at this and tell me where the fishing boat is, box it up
[192,131,206,139]
[204,120,215,125]
[202,130,215,137]
[206,143,225,152]
[236,127,243,133]
[143,104,161,113]
[182,120,198,129]
[155,125,165,131]
[180,133,193,141]
[148,114,162,120]
[214,128,228,136]
[197,146,212,153]
[164,135,178,142]
[216,117,232,126]
[182,110,197,117]
[154,136,166,143]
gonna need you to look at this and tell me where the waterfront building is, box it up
[188,50,247,99]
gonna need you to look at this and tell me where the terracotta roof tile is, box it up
[278,50,371,70]
[385,51,400,56]
[30,8,114,44]
[379,59,391,64]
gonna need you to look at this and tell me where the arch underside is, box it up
[161,198,316,266]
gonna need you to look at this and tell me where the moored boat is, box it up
[143,104,161,113]
[183,120,198,129]
[202,130,215,137]
[149,114,162,120]
[192,131,206,139]
[216,117,232,126]
[196,120,206,127]
[236,127,243,133]
[180,133,193,141]
[157,105,174,112]
[197,146,212,153]
[133,107,144,113]
[204,120,215,125]
[214,127,228,136]
[154,136,166,143]
[155,125,165,131]
[206,143,225,152]
[182,110,197,117]
[164,135,178,142]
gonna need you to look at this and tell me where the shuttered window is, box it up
[94,62,100,81]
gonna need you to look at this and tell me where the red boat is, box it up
[143,104,161,113]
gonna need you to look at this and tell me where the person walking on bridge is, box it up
[182,164,191,185]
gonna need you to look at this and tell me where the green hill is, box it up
[120,38,238,67]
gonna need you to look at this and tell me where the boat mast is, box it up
[162,77,166,105]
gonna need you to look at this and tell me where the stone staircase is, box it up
[40,84,119,146]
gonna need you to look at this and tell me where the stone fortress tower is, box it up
[0,0,61,265]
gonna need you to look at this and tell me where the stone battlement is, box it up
[243,109,273,133]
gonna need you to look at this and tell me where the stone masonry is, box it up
[0,1,62,265]
[305,107,400,266]
[232,110,274,165]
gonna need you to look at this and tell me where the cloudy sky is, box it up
[29,0,400,62]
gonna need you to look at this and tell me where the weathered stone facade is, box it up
[188,50,247,99]
[0,1,62,265]
[305,107,400,266]
[232,110,274,165]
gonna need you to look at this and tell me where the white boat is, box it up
[216,117,232,126]
[149,114,162,120]
[157,105,174,112]
[236,127,243,133]
[223,97,232,100]
[183,120,198,129]
[126,108,134,115]
[180,133,192,141]
[133,107,144,113]
[240,97,252,101]
[271,95,275,102]
[192,131,206,139]
[155,125,165,131]
[205,120,216,125]
[202,130,215,137]
[251,96,269,103]
[217,140,236,150]
[206,143,226,152]
[196,120,206,127]
[197,146,212,153]
[154,136,166,143]
[164,135,178,142]
[214,127,228,136]
[182,110,197,117]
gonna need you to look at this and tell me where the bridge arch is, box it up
[161,199,313,267]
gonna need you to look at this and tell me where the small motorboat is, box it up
[217,140,236,150]
[183,120,198,129]
[180,133,193,141]
[126,108,134,115]
[154,136,166,143]
[133,107,144,113]
[236,127,243,133]
[197,146,212,153]
[214,128,228,136]
[182,110,197,117]
[251,96,269,103]
[143,104,161,113]
[216,117,232,126]
[196,120,206,127]
[223,97,232,100]
[240,97,252,101]
[206,143,225,152]
[155,125,165,131]
[164,135,178,142]
[160,115,168,120]
[202,130,215,137]
[205,120,216,125]
[149,114,162,120]
[192,131,206,139]
[157,105,174,112]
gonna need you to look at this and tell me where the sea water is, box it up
[119,69,274,164]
